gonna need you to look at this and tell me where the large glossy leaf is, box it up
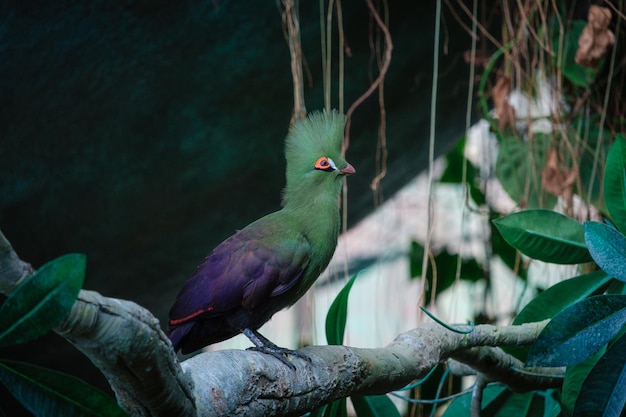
[307,404,327,417]
[0,254,86,347]
[507,271,612,360]
[351,395,401,417]
[603,134,626,233]
[573,332,626,417]
[585,221,626,282]
[323,398,347,417]
[526,295,626,367]
[0,360,128,417]
[607,280,626,295]
[513,271,611,325]
[443,386,559,417]
[325,274,358,345]
[562,347,606,416]
[483,391,546,416]
[442,385,507,416]
[493,210,592,264]
[309,398,347,417]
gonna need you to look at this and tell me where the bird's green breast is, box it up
[280,192,341,298]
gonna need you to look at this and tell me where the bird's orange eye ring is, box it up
[315,157,336,172]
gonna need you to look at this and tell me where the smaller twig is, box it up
[453,0,503,49]
[471,374,488,417]
[451,345,564,392]
[604,0,626,21]
[281,0,307,123]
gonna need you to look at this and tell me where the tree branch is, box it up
[56,290,196,416]
[0,230,34,293]
[0,230,561,416]
[451,345,564,392]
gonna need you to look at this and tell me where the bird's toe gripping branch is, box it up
[242,328,311,370]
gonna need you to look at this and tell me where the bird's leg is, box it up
[242,328,310,369]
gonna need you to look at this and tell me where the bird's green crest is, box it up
[284,110,347,186]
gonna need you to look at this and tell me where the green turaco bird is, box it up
[168,110,355,363]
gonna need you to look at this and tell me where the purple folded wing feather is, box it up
[168,217,311,329]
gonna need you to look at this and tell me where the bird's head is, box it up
[282,110,355,207]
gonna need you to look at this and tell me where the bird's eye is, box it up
[315,157,336,172]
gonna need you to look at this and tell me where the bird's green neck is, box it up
[282,178,342,251]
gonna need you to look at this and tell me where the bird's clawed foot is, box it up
[242,328,311,370]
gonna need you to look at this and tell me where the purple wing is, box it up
[168,217,311,331]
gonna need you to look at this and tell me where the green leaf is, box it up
[526,295,626,367]
[493,210,592,264]
[607,279,626,295]
[307,404,327,417]
[562,347,606,416]
[482,391,545,416]
[603,134,626,233]
[555,20,600,88]
[440,137,470,184]
[514,271,612,325]
[324,398,347,417]
[0,254,86,347]
[409,242,482,300]
[443,385,507,416]
[310,398,348,417]
[507,271,611,360]
[573,332,626,417]
[325,274,358,345]
[444,387,560,417]
[0,360,128,417]
[585,221,626,282]
[439,138,486,206]
[351,395,401,417]
[495,133,556,209]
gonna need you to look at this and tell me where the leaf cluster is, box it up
[492,134,626,416]
[0,254,128,416]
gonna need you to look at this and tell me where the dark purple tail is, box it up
[167,322,195,352]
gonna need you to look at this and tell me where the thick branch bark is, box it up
[56,290,196,416]
[0,230,561,416]
[183,320,557,416]
[0,230,34,293]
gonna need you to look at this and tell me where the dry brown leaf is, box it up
[492,76,516,131]
[542,147,577,197]
[575,5,615,69]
